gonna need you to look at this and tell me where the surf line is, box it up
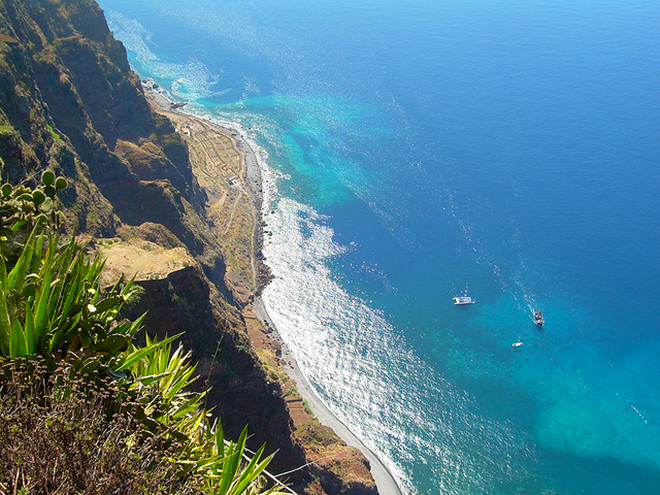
[631,404,648,424]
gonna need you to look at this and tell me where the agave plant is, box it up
[0,226,140,360]
[117,331,290,494]
[200,424,288,495]
[119,333,205,426]
[0,169,140,361]
[0,168,292,495]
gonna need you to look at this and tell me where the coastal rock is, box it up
[0,1,382,493]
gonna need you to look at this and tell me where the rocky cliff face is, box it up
[0,1,379,494]
[0,0,209,251]
[1,0,304,484]
[121,265,306,477]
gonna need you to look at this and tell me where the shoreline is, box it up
[145,84,403,495]
[252,298,403,495]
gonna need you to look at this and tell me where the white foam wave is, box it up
[259,171,538,494]
[105,11,225,101]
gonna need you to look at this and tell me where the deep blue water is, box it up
[100,1,660,493]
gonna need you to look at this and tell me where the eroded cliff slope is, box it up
[0,1,379,493]
[0,0,307,481]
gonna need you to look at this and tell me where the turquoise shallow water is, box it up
[100,0,660,493]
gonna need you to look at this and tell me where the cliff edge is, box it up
[0,1,379,494]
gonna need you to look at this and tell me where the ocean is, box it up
[98,0,660,493]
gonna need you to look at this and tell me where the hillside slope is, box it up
[0,1,379,494]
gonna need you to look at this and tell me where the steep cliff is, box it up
[0,0,305,481]
[0,1,379,494]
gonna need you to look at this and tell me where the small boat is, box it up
[534,310,545,326]
[453,296,475,305]
[512,342,523,348]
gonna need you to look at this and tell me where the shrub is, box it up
[0,170,290,495]
[0,359,205,495]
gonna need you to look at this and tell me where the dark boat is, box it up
[534,310,545,326]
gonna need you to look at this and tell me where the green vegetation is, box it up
[0,171,289,495]
[0,125,15,136]
[302,400,316,421]
[32,45,58,65]
[46,124,61,142]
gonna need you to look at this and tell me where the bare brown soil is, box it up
[96,238,195,288]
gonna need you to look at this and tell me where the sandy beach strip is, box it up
[145,85,404,495]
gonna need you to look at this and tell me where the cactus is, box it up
[55,177,67,190]
[0,169,68,235]
[32,190,46,206]
[41,170,55,186]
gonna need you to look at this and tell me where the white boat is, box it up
[512,342,523,348]
[452,296,475,305]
